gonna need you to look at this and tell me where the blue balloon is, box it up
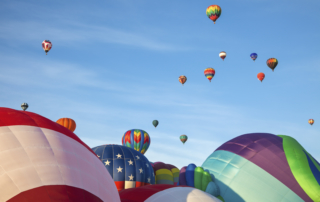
[250,53,258,61]
[186,163,197,187]
[92,144,155,191]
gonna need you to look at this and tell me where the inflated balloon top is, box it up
[267,58,278,71]
[202,133,320,202]
[179,75,187,85]
[257,72,265,82]
[206,5,221,24]
[122,129,150,154]
[42,40,52,55]
[92,144,155,192]
[180,134,188,144]
[21,103,28,111]
[151,162,179,185]
[308,119,314,125]
[250,53,258,61]
[56,118,76,132]
[204,68,215,82]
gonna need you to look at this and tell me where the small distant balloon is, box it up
[308,119,314,126]
[219,51,226,61]
[267,58,278,71]
[257,72,265,82]
[42,40,52,55]
[179,75,187,85]
[250,53,258,61]
[56,118,76,132]
[21,103,28,111]
[204,68,215,82]
[152,120,159,128]
[180,135,188,144]
[206,5,221,24]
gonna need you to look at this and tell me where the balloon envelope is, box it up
[206,5,221,24]
[21,103,28,111]
[204,68,215,82]
[219,51,226,60]
[308,119,314,125]
[42,40,52,55]
[179,75,187,85]
[180,134,188,144]
[257,72,265,82]
[0,107,120,202]
[122,129,151,154]
[92,144,155,192]
[152,120,159,128]
[56,118,76,132]
[267,58,278,71]
[250,53,258,61]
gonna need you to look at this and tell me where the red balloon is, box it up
[257,72,265,82]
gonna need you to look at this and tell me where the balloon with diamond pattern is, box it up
[122,129,151,155]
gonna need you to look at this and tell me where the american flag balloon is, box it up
[92,144,155,192]
[0,107,120,202]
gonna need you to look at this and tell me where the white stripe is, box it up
[0,126,120,202]
[125,181,136,189]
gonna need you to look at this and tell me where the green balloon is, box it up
[152,120,159,128]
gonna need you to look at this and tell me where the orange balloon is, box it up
[56,118,76,132]
[257,72,265,82]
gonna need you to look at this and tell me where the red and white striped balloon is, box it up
[0,107,120,202]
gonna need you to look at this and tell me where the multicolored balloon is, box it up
[178,164,222,199]
[152,120,159,128]
[42,40,52,55]
[21,102,28,111]
[202,133,320,202]
[151,162,179,185]
[180,134,188,144]
[267,58,278,71]
[309,119,314,125]
[179,75,187,85]
[250,53,258,61]
[206,5,221,24]
[204,68,215,82]
[119,184,222,202]
[56,118,76,132]
[219,51,226,61]
[0,108,120,202]
[257,72,265,82]
[122,129,150,154]
[92,145,155,192]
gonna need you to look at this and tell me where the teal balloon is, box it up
[152,120,159,128]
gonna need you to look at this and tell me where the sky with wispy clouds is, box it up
[0,0,319,169]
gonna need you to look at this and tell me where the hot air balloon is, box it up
[206,5,221,24]
[92,144,155,192]
[257,72,265,82]
[267,58,278,71]
[202,133,319,202]
[180,134,188,144]
[178,164,222,198]
[42,40,52,55]
[219,51,226,61]
[122,129,151,154]
[204,68,215,82]
[21,103,28,111]
[0,107,120,202]
[56,118,76,132]
[308,119,314,125]
[151,162,179,185]
[179,75,187,85]
[250,53,258,61]
[152,120,159,128]
[119,184,223,202]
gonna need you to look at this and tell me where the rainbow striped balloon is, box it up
[122,129,150,155]
[206,5,221,24]
[204,68,215,82]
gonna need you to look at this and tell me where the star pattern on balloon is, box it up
[104,160,110,166]
[146,163,149,167]
[147,177,151,183]
[128,160,133,165]
[117,166,123,172]
[136,155,140,159]
[128,174,134,181]
[139,168,143,173]
[116,154,122,158]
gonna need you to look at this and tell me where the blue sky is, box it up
[0,0,319,169]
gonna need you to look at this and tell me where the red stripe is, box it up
[135,181,144,188]
[0,108,96,156]
[114,181,125,191]
[7,185,103,202]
